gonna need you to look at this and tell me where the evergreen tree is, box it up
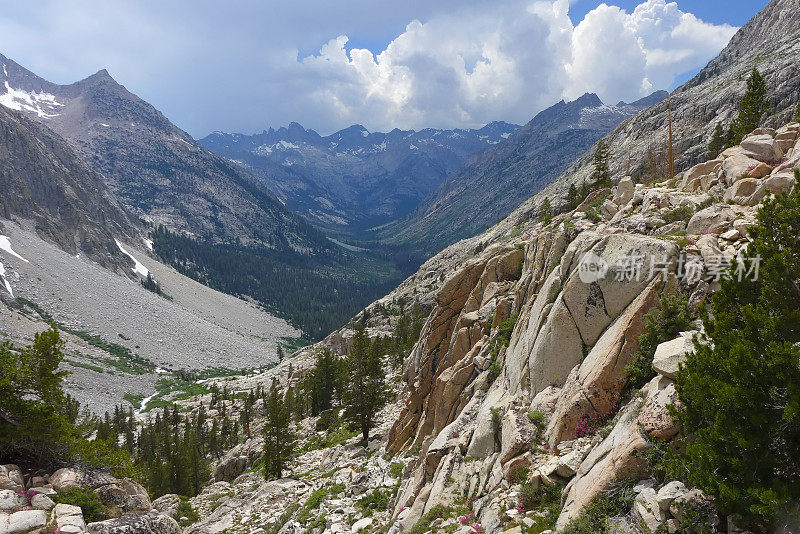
[538,197,553,225]
[565,183,581,211]
[342,326,387,443]
[675,186,800,526]
[794,100,800,123]
[0,327,75,467]
[308,348,340,415]
[726,68,769,147]
[707,122,726,160]
[262,379,295,480]
[276,344,285,362]
[590,140,612,189]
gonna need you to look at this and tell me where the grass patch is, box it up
[65,359,107,374]
[16,297,154,374]
[123,393,144,410]
[661,205,694,224]
[297,484,346,524]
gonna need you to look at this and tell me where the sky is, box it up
[0,0,767,137]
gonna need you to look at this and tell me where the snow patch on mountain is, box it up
[114,239,149,277]
[0,262,12,296]
[0,235,29,263]
[0,82,64,118]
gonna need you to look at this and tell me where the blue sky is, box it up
[568,0,768,26]
[0,1,765,136]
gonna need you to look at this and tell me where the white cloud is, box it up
[0,0,738,135]
[288,0,737,130]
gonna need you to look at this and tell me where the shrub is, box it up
[526,410,547,431]
[390,462,404,479]
[54,487,109,523]
[640,437,690,485]
[661,205,694,224]
[357,488,391,516]
[175,497,199,527]
[574,404,618,439]
[490,408,503,447]
[675,187,800,526]
[561,481,636,534]
[506,464,530,485]
[625,293,695,391]
[407,505,455,534]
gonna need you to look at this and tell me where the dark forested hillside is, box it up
[151,227,402,339]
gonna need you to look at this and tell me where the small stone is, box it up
[652,335,694,379]
[720,229,740,241]
[351,517,373,533]
[0,489,24,511]
[31,493,55,511]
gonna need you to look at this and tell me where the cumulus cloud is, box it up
[0,0,738,135]
[288,0,737,130]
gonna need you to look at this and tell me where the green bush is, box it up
[390,462,404,479]
[406,505,455,534]
[561,481,636,534]
[176,497,199,527]
[527,410,547,431]
[661,205,694,224]
[625,293,695,391]
[54,487,109,523]
[357,488,391,516]
[641,437,690,485]
[675,187,800,526]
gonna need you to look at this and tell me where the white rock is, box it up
[351,517,373,532]
[633,488,666,533]
[656,481,688,511]
[54,503,83,517]
[652,335,695,379]
[6,510,48,533]
[740,134,784,162]
[720,229,740,241]
[31,493,55,511]
[0,489,24,511]
[555,449,584,478]
[614,177,635,206]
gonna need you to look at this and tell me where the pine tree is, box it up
[538,197,553,225]
[262,379,295,480]
[726,68,769,147]
[342,326,387,444]
[276,344,285,362]
[707,122,726,160]
[675,186,800,526]
[737,68,769,136]
[309,348,339,415]
[794,100,800,123]
[591,140,612,189]
[565,183,581,211]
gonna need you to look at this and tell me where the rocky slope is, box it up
[380,92,668,255]
[123,122,797,534]
[200,122,519,232]
[0,222,299,413]
[535,0,800,206]
[0,103,138,271]
[0,53,325,251]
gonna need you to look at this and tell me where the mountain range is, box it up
[0,54,403,339]
[201,92,666,257]
[200,121,519,231]
[378,91,668,254]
